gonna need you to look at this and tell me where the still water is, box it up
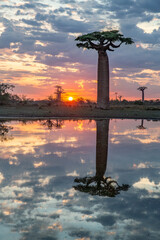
[0,119,159,240]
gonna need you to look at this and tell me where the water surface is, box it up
[0,119,159,240]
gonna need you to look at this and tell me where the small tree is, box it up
[75,30,134,109]
[137,86,147,102]
[0,83,15,104]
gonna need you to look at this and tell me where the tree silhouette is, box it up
[73,120,130,197]
[137,86,147,103]
[115,92,118,100]
[0,122,13,141]
[54,85,65,102]
[118,95,122,102]
[75,31,134,109]
[40,119,64,130]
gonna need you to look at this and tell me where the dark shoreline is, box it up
[0,104,160,121]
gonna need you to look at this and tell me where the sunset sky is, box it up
[0,0,160,100]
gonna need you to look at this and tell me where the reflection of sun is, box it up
[68,97,73,101]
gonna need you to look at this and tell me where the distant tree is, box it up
[137,86,147,103]
[77,97,85,104]
[118,95,122,102]
[54,86,65,102]
[48,95,55,102]
[0,83,15,104]
[115,92,118,100]
[11,94,21,103]
[75,30,134,109]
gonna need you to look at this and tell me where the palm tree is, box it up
[137,86,147,103]
[73,120,130,197]
[75,31,134,109]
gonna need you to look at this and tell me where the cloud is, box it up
[22,19,42,27]
[49,15,94,33]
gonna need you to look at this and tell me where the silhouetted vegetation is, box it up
[0,121,13,141]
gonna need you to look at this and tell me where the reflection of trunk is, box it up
[96,119,109,179]
[141,119,144,127]
[97,50,109,109]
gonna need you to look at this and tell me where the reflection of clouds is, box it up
[0,120,159,239]
[74,121,96,132]
[133,162,150,169]
[66,170,79,177]
[53,136,77,143]
[9,156,19,165]
[48,222,63,231]
[33,161,46,168]
[38,176,54,187]
[0,172,4,183]
[110,120,160,144]
[0,135,47,157]
[133,177,160,193]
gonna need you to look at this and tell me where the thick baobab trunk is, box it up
[96,119,109,178]
[97,50,109,109]
[142,90,144,102]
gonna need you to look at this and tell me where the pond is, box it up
[0,119,160,240]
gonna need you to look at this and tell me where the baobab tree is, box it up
[115,92,118,101]
[137,86,147,103]
[75,30,134,109]
[54,85,65,102]
[118,95,122,102]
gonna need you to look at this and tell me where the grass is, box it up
[0,104,160,120]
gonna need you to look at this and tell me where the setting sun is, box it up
[68,96,73,101]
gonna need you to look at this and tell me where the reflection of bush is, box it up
[73,176,130,197]
[0,123,13,142]
[40,119,64,130]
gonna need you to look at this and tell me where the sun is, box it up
[68,96,73,101]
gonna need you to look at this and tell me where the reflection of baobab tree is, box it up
[40,119,64,130]
[137,119,146,130]
[73,120,129,197]
[0,121,13,141]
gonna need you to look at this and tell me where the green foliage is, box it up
[75,30,134,50]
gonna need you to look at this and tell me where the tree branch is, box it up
[88,39,99,50]
[109,41,123,48]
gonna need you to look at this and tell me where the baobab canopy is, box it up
[75,30,134,51]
